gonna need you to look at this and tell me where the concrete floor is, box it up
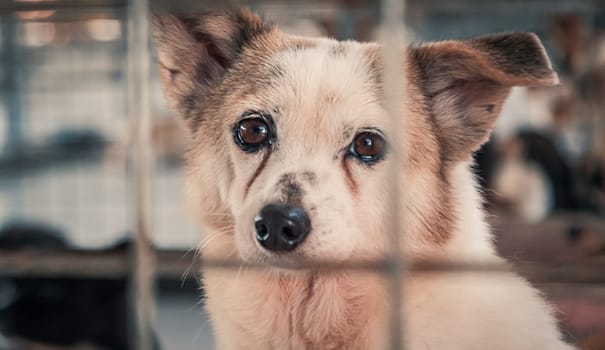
[156,292,214,350]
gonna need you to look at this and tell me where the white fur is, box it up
[405,163,575,350]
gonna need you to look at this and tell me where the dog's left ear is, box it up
[410,33,558,164]
[152,9,271,129]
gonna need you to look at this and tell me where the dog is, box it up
[153,8,576,349]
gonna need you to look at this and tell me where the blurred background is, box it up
[0,0,603,349]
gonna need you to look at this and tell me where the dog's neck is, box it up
[203,265,388,349]
[440,162,497,261]
[276,271,387,348]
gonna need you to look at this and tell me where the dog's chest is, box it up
[217,272,386,349]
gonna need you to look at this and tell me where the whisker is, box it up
[181,227,230,286]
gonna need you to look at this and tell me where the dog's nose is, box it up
[254,204,311,252]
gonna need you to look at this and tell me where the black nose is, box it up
[254,204,311,252]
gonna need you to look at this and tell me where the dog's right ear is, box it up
[410,33,558,165]
[152,9,271,128]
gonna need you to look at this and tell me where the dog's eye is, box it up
[234,116,271,152]
[350,131,386,163]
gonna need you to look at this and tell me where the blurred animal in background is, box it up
[0,222,159,350]
[475,129,595,222]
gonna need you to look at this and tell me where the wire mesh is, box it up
[0,1,604,349]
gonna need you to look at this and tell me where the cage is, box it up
[0,0,604,349]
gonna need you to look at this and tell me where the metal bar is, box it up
[0,0,367,13]
[1,250,605,284]
[0,250,194,279]
[0,0,597,14]
[0,0,127,13]
[380,0,407,348]
[0,16,23,157]
[127,0,155,348]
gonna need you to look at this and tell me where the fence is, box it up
[0,0,604,349]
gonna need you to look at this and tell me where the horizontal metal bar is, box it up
[1,249,604,284]
[0,249,191,279]
[0,0,126,13]
[0,0,598,14]
[0,0,367,13]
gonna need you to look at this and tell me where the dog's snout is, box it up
[254,204,311,252]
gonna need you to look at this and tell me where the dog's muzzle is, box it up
[254,203,310,252]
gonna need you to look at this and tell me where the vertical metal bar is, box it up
[127,0,156,349]
[1,16,23,157]
[380,0,407,349]
[0,15,26,217]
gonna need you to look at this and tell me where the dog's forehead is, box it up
[252,40,386,135]
[273,41,378,102]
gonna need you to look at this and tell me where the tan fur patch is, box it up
[409,33,558,164]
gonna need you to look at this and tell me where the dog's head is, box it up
[153,9,557,266]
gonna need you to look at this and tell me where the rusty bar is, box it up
[380,0,407,348]
[1,250,605,283]
[127,0,156,348]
